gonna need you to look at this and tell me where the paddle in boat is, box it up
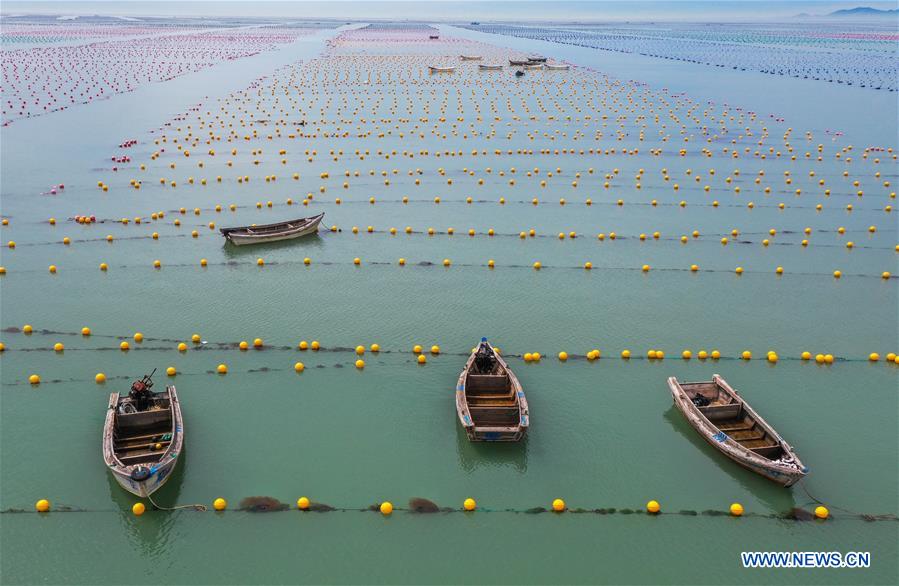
[668,374,807,486]
[456,338,529,442]
[103,371,183,497]
[219,212,324,246]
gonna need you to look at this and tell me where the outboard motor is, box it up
[128,370,156,412]
[474,338,496,373]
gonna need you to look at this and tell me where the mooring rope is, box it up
[146,492,207,512]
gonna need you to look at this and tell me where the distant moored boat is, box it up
[219,213,324,246]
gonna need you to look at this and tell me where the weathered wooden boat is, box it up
[527,55,548,63]
[428,35,439,40]
[545,63,570,70]
[509,59,529,66]
[478,64,504,71]
[103,372,183,497]
[460,55,483,61]
[524,63,543,70]
[428,66,456,73]
[219,212,324,246]
[456,338,529,442]
[668,374,807,486]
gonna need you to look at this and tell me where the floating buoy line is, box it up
[5,497,897,522]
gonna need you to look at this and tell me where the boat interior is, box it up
[681,382,784,460]
[113,398,173,466]
[465,350,519,427]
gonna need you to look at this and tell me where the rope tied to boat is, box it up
[146,492,207,512]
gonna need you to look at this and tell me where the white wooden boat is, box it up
[524,63,543,70]
[478,64,504,70]
[456,338,529,442]
[668,374,807,487]
[219,212,324,246]
[460,55,483,61]
[428,66,456,73]
[545,63,570,70]
[103,373,183,497]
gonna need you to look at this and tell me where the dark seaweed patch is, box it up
[239,496,288,512]
[408,498,439,513]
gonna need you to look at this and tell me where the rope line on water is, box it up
[146,492,207,512]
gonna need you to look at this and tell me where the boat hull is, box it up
[224,214,323,246]
[668,376,806,487]
[456,341,529,442]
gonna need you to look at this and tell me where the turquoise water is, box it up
[1,15,897,586]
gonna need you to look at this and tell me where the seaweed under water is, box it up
[239,496,289,512]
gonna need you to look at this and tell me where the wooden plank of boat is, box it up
[478,64,504,70]
[219,212,324,246]
[102,373,183,498]
[667,374,807,487]
[460,55,483,61]
[428,66,456,73]
[545,63,570,70]
[456,338,529,442]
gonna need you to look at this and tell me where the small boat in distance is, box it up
[456,338,529,442]
[515,70,525,77]
[103,371,183,497]
[509,59,529,66]
[478,64,504,70]
[524,63,543,70]
[545,63,570,70]
[428,66,456,73]
[219,212,324,246]
[668,374,807,487]
[527,55,548,63]
[460,55,483,60]
[429,34,439,40]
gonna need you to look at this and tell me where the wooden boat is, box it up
[478,64,504,70]
[428,66,456,73]
[509,59,529,66]
[515,70,525,77]
[524,63,543,70]
[219,212,323,246]
[527,55,548,63]
[428,35,439,40]
[103,372,183,497]
[456,338,529,442]
[668,375,807,486]
[545,63,570,70]
[460,55,483,61]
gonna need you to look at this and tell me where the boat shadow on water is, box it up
[107,451,186,557]
[221,232,325,259]
[662,407,799,514]
[454,423,528,474]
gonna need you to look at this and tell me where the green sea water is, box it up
[1,18,897,586]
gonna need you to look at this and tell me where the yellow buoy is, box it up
[355,359,365,369]
[741,350,752,360]
[95,373,106,384]
[869,353,880,362]
[217,364,228,374]
[552,499,566,512]
[730,503,744,517]
[132,502,146,516]
[35,499,50,512]
[294,362,305,373]
[297,497,310,510]
[417,354,427,364]
[355,345,365,355]
[53,342,64,352]
[166,366,177,376]
[646,500,660,514]
[29,374,41,385]
[682,350,692,360]
[380,501,393,515]
[213,498,227,511]
[621,349,631,359]
[82,327,91,336]
[558,351,568,361]
[120,341,130,351]
[814,506,829,519]
[371,344,380,353]
[463,498,476,511]
[253,338,263,348]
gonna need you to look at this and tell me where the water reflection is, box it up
[107,451,187,559]
[454,423,528,473]
[662,407,797,513]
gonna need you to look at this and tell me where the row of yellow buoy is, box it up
[20,352,899,385]
[34,496,831,519]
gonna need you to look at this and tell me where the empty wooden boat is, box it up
[509,59,529,66]
[103,372,183,497]
[456,338,529,442]
[524,63,543,70]
[545,63,570,70]
[428,66,456,73]
[460,55,483,61]
[219,212,324,246]
[527,55,548,63]
[478,64,504,70]
[668,375,807,486]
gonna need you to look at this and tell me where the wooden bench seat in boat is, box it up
[749,445,784,458]
[717,419,756,432]
[469,405,519,426]
[698,403,742,421]
[466,374,510,394]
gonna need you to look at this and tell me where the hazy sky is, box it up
[2,1,897,21]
